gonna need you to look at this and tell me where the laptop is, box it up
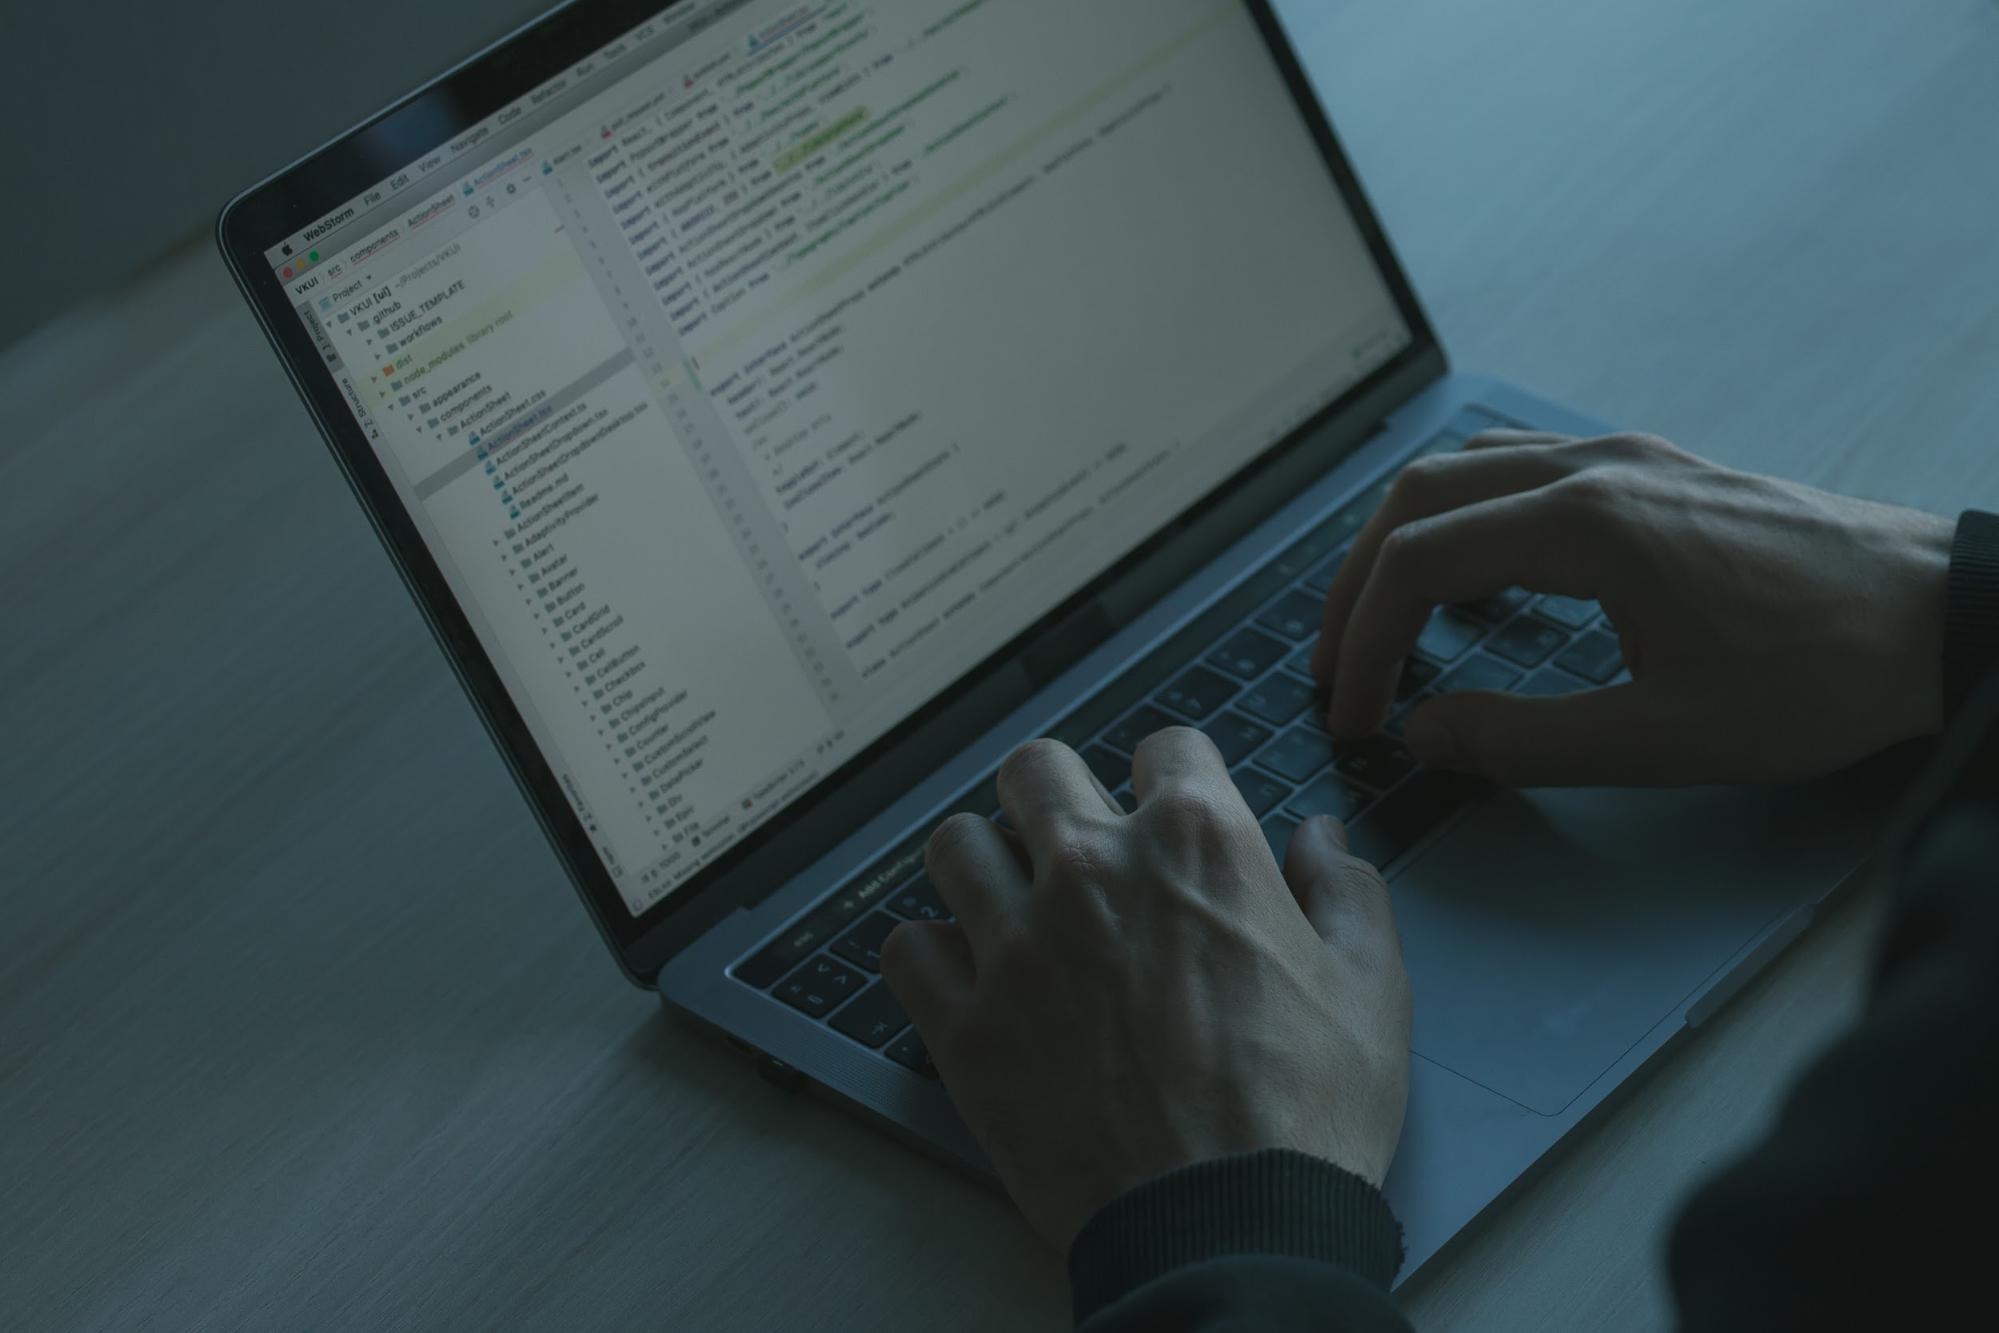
[219,0,1874,1280]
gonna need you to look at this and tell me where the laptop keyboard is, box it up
[729,408,1628,1077]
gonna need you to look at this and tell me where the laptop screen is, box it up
[266,0,1411,917]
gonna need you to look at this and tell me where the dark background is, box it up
[6,2,1999,1329]
[0,0,553,350]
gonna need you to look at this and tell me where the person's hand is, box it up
[1312,431,1955,786]
[879,729,1412,1252]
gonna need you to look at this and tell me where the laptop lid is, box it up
[219,0,1441,984]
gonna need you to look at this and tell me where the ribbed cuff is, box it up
[1067,1149,1405,1325]
[1945,511,1999,720]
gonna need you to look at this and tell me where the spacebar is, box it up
[1347,770,1488,868]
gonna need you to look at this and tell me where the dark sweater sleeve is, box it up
[1944,510,1999,718]
[1067,515,1999,1333]
[1665,668,1999,1330]
[1070,1150,1411,1332]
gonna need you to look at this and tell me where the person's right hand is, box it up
[1313,431,1955,787]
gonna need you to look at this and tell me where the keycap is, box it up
[736,909,848,989]
[1273,514,1355,582]
[1459,587,1533,625]
[1239,672,1317,726]
[1396,657,1441,702]
[1346,771,1486,868]
[1203,712,1274,767]
[1232,767,1291,818]
[1081,744,1131,793]
[1285,635,1321,676]
[1297,701,1335,736]
[1300,551,1346,596]
[1334,735,1416,791]
[1288,773,1371,821]
[829,981,910,1049]
[775,956,865,1017]
[886,1029,940,1079]
[822,869,904,922]
[1103,704,1176,755]
[1257,589,1324,641]
[1261,814,1299,864]
[1485,615,1570,668]
[1556,629,1625,684]
[1533,595,1601,631]
[1207,627,1289,680]
[888,873,950,922]
[1415,608,1487,663]
[1155,666,1238,722]
[832,911,899,972]
[1254,727,1337,784]
[1434,655,1523,695]
[1519,667,1589,696]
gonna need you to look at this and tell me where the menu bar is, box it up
[265,0,752,274]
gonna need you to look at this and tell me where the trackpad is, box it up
[1392,781,1870,1115]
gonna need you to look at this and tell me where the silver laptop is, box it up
[219,0,1872,1279]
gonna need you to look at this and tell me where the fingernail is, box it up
[1404,712,1458,768]
[1310,814,1350,851]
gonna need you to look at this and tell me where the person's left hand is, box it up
[880,727,1413,1251]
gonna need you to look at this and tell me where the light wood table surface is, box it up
[6,1,1998,1328]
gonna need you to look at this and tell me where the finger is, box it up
[924,812,1030,950]
[1401,683,1700,787]
[1279,813,1350,935]
[1327,489,1604,737]
[995,739,1113,874]
[880,919,975,1036]
[1284,816,1400,965]
[1314,445,1578,681]
[1128,724,1231,805]
[1462,428,1577,451]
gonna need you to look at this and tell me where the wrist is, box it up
[1066,1149,1405,1325]
[1944,510,1999,719]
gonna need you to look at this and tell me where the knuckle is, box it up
[1613,430,1672,454]
[1145,785,1229,828]
[1043,824,1112,885]
[1586,431,1674,467]
[1143,786,1245,857]
[1549,469,1621,516]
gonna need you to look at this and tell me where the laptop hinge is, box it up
[1020,601,1116,693]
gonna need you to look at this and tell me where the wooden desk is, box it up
[6,1,1997,1327]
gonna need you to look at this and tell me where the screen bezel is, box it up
[218,0,1444,985]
